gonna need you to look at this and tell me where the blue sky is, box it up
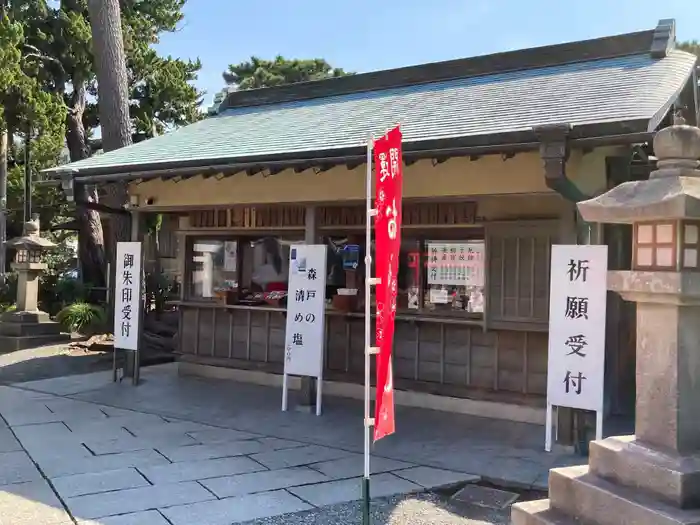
[156,0,699,107]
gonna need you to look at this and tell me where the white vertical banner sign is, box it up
[545,244,608,451]
[114,242,143,351]
[281,244,327,416]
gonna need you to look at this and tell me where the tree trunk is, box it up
[87,0,132,252]
[0,128,7,284]
[66,84,106,289]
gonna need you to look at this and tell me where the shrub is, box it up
[39,273,88,316]
[0,273,17,306]
[56,302,106,334]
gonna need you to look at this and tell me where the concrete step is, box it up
[549,465,700,525]
[589,436,700,508]
[0,321,65,337]
[511,499,581,525]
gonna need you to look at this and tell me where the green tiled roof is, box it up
[45,49,696,178]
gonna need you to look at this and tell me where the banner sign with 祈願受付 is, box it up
[545,244,608,451]
[114,242,143,351]
[373,125,403,442]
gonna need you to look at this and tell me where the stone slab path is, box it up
[0,365,492,524]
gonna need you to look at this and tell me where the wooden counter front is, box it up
[173,301,548,403]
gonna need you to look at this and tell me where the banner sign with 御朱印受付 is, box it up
[113,242,143,351]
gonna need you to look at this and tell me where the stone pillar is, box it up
[512,121,700,523]
[16,269,39,312]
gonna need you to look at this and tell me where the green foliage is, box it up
[83,1,204,137]
[21,0,203,140]
[121,0,185,47]
[0,272,17,306]
[224,56,352,90]
[56,302,106,334]
[0,14,23,91]
[0,13,65,138]
[129,49,203,137]
[144,213,163,235]
[678,40,700,57]
[0,9,72,239]
[1,0,202,285]
[39,275,86,316]
[42,237,78,277]
[7,160,69,233]
[38,236,84,315]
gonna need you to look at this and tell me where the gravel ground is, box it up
[240,493,512,525]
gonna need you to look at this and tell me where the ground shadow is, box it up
[0,347,174,385]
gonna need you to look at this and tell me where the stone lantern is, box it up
[512,119,700,524]
[0,216,70,351]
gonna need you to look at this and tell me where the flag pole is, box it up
[363,134,376,525]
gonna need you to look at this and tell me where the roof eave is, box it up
[48,119,655,185]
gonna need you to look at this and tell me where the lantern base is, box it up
[0,310,52,325]
[0,310,70,353]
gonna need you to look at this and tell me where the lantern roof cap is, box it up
[578,121,700,224]
[5,216,56,250]
[578,175,700,224]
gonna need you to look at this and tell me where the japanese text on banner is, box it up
[373,125,403,442]
[546,245,607,412]
[427,242,484,287]
[283,245,327,379]
[113,242,143,351]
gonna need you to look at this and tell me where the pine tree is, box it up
[224,56,351,90]
[20,0,202,286]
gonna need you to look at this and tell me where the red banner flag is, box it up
[373,125,403,442]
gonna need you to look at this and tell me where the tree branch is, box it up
[22,45,65,74]
[76,199,130,216]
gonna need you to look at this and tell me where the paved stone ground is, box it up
[0,363,581,524]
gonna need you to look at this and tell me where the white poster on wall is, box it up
[224,241,238,272]
[114,242,143,351]
[192,242,218,298]
[282,244,328,415]
[427,242,484,287]
[545,244,608,451]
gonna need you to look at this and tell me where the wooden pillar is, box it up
[176,215,189,301]
[604,157,636,418]
[130,210,141,242]
[299,205,318,408]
